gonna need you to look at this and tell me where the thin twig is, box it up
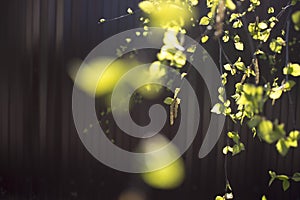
[98,9,141,24]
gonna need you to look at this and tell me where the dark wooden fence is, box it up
[1,0,300,199]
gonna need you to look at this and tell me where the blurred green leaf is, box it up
[292,172,300,182]
[292,11,300,31]
[276,138,289,156]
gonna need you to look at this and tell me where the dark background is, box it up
[1,0,300,199]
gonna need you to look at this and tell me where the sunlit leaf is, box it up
[289,130,300,140]
[233,20,243,28]
[225,0,236,10]
[283,80,296,91]
[269,37,285,53]
[268,7,274,14]
[211,103,224,114]
[224,64,232,71]
[258,22,268,29]
[189,0,199,6]
[234,42,244,51]
[99,18,106,23]
[215,196,224,200]
[127,8,134,14]
[269,88,283,100]
[222,35,229,42]
[201,35,209,43]
[283,63,300,76]
[199,16,210,25]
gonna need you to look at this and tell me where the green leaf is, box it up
[127,8,134,14]
[99,18,106,23]
[247,115,262,128]
[225,0,236,10]
[233,20,243,28]
[211,103,224,114]
[215,196,224,200]
[218,87,225,95]
[269,37,285,53]
[269,88,283,100]
[282,180,290,191]
[258,120,282,144]
[286,138,298,148]
[268,171,276,186]
[224,64,232,71]
[173,51,187,67]
[259,29,271,42]
[234,57,245,71]
[268,7,274,14]
[292,11,300,31]
[289,130,300,140]
[222,35,229,42]
[292,0,300,5]
[276,138,290,156]
[283,80,296,92]
[292,172,300,182]
[283,63,300,76]
[223,146,232,154]
[276,175,289,181]
[189,0,199,6]
[258,22,268,29]
[201,35,209,43]
[250,0,260,6]
[138,1,155,14]
[232,143,245,156]
[187,45,196,53]
[199,16,210,25]
[164,97,174,105]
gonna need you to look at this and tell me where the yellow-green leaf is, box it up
[282,180,290,191]
[215,196,224,200]
[276,138,289,156]
[233,20,243,28]
[201,35,209,43]
[292,172,300,182]
[199,16,210,25]
[138,1,155,14]
[99,18,106,23]
[289,130,300,140]
[164,97,174,105]
[234,42,244,51]
[222,35,229,42]
[127,8,134,14]
[283,63,300,76]
[268,7,275,14]
[189,0,199,6]
[258,120,284,144]
[269,88,283,100]
[225,0,236,10]
[292,11,300,31]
